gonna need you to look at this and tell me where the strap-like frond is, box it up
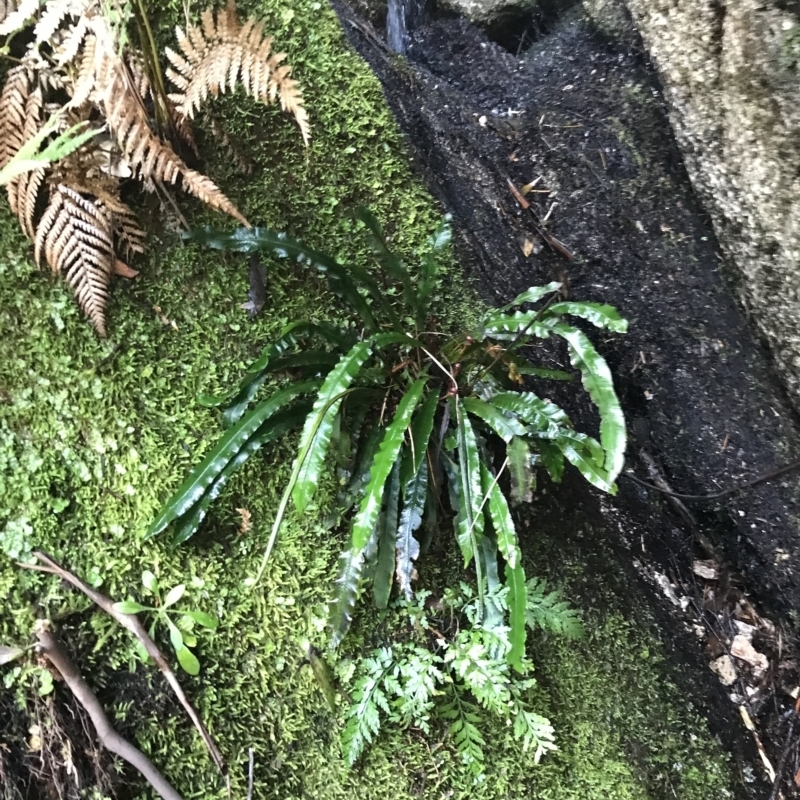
[165,0,310,145]
[34,184,115,336]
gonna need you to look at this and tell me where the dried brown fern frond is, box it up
[34,183,115,335]
[0,0,38,35]
[34,0,91,45]
[51,149,146,259]
[90,17,249,225]
[7,86,44,234]
[0,66,33,168]
[1,0,308,335]
[166,0,310,145]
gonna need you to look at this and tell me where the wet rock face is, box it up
[457,0,800,412]
[587,0,800,412]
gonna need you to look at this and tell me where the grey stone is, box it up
[585,0,800,410]
[437,0,540,27]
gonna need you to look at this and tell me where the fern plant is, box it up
[146,209,626,768]
[0,0,308,334]
[339,581,583,773]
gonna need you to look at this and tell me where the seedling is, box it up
[113,571,218,675]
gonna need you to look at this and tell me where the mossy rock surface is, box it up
[0,1,739,798]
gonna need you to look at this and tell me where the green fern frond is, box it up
[393,646,443,731]
[342,647,395,766]
[525,577,585,640]
[438,684,486,777]
[511,699,557,763]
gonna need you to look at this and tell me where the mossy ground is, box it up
[0,1,739,798]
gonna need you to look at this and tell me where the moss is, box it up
[0,1,739,798]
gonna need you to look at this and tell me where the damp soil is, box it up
[333,2,800,797]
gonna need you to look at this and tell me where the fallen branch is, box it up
[21,551,225,774]
[35,620,183,800]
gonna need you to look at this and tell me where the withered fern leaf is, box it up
[34,184,115,336]
[165,0,310,145]
[0,0,308,335]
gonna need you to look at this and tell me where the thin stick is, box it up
[621,457,800,501]
[35,621,183,800]
[22,552,225,774]
[246,748,255,800]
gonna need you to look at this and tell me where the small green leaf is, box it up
[166,617,184,651]
[38,669,54,696]
[545,301,628,332]
[113,601,147,614]
[162,584,185,608]
[499,282,562,311]
[552,323,626,483]
[176,646,200,676]
[141,570,158,593]
[183,610,218,630]
[462,396,528,443]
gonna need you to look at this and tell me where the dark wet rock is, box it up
[331,1,800,794]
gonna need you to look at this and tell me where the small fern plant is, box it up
[340,582,583,775]
[146,209,626,767]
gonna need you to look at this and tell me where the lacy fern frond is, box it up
[34,183,115,335]
[34,0,89,45]
[165,0,310,145]
[91,20,249,225]
[6,86,44,235]
[439,685,487,776]
[0,0,301,333]
[524,577,585,640]
[342,647,394,767]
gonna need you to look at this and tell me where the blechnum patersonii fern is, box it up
[147,208,627,774]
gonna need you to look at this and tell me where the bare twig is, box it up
[622,456,800,502]
[21,551,225,774]
[769,713,798,800]
[246,748,254,800]
[34,621,183,800]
